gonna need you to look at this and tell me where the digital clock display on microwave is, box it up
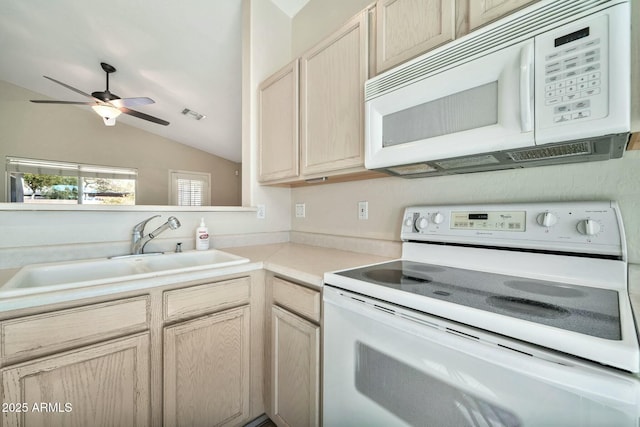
[555,27,590,47]
[451,211,526,232]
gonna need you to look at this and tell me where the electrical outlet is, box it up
[358,201,368,220]
[295,203,306,218]
[256,204,266,219]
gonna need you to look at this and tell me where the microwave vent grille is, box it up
[507,142,592,162]
[366,0,617,100]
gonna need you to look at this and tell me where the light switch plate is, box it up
[256,204,266,219]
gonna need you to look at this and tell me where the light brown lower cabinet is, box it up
[163,305,251,427]
[270,305,320,427]
[1,332,151,427]
[0,273,261,427]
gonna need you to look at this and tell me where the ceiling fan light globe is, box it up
[102,116,117,126]
[92,105,122,126]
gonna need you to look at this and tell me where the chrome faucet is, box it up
[131,215,181,255]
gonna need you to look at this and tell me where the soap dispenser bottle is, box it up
[195,218,210,250]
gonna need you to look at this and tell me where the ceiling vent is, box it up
[181,108,206,121]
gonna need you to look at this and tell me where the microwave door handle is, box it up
[519,43,534,132]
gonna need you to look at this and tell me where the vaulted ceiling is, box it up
[0,0,314,163]
[0,0,246,162]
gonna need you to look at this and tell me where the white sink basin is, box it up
[0,250,249,298]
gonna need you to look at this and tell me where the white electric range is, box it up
[323,201,640,427]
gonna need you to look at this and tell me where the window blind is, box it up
[177,178,204,206]
[170,170,210,206]
[6,157,137,180]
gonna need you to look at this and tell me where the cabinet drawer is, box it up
[164,276,251,322]
[272,277,321,323]
[1,296,149,362]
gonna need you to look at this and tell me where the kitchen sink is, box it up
[0,250,250,298]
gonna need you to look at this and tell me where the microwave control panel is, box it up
[536,11,609,129]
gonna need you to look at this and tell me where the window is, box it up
[169,170,211,206]
[6,156,137,205]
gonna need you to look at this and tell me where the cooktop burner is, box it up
[336,260,621,340]
[486,295,571,319]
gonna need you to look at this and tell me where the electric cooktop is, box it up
[336,260,621,340]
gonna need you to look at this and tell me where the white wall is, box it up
[241,0,292,223]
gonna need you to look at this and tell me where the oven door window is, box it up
[355,341,520,426]
[323,289,640,427]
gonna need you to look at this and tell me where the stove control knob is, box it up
[404,217,413,227]
[536,212,558,228]
[577,219,601,236]
[416,216,429,230]
[432,212,445,224]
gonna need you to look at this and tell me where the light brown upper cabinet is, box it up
[258,60,300,184]
[376,0,455,73]
[468,0,538,31]
[300,10,369,179]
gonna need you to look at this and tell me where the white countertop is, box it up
[224,243,393,289]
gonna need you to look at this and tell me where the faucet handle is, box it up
[133,215,161,234]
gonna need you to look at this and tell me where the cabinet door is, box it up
[270,306,320,427]
[164,305,251,427]
[376,0,455,73]
[469,0,538,31]
[300,11,368,178]
[259,60,300,183]
[1,333,150,427]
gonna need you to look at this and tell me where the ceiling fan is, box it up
[30,62,169,126]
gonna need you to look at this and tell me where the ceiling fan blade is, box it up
[119,107,169,126]
[43,76,100,101]
[30,100,96,105]
[109,97,155,108]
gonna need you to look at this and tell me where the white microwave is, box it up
[365,0,630,177]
